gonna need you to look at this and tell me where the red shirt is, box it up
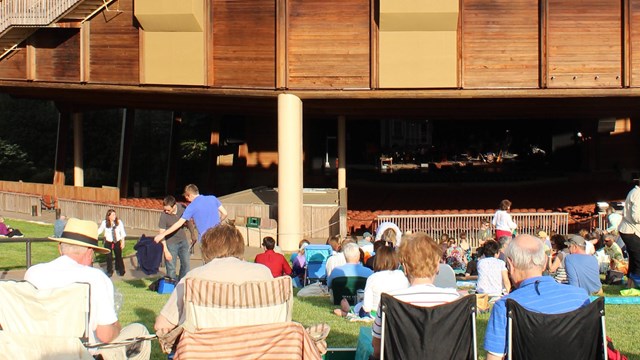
[255,250,292,278]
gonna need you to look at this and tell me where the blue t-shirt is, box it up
[327,263,373,287]
[181,195,222,241]
[564,253,601,294]
[484,276,590,355]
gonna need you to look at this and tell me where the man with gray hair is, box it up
[484,234,590,360]
[326,242,373,287]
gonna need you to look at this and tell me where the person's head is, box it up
[342,242,361,263]
[373,245,399,272]
[482,239,501,258]
[50,218,110,265]
[163,195,177,212]
[183,184,200,202]
[565,234,587,254]
[499,199,512,211]
[327,234,341,251]
[381,228,397,246]
[504,234,546,284]
[578,228,589,238]
[459,232,467,240]
[362,231,373,242]
[550,234,567,251]
[497,235,510,250]
[398,232,441,280]
[603,233,616,248]
[105,209,118,227]
[439,233,449,244]
[0,216,4,223]
[372,239,388,253]
[480,220,490,229]
[262,236,276,250]
[200,223,244,262]
[299,239,310,249]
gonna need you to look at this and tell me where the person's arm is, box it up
[118,222,126,249]
[631,190,640,224]
[97,221,109,242]
[96,321,122,343]
[282,256,292,276]
[154,314,177,336]
[218,205,228,222]
[154,218,187,243]
[157,229,173,261]
[185,219,198,244]
[501,270,511,293]
[548,255,561,273]
[372,337,381,359]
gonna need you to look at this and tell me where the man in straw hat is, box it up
[24,218,151,360]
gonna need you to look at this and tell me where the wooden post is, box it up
[166,111,182,195]
[118,108,135,198]
[72,112,84,187]
[53,112,70,186]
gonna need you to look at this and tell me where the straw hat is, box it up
[48,218,110,254]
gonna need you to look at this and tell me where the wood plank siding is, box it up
[212,0,276,88]
[287,0,370,89]
[462,0,539,88]
[547,0,622,88]
[32,28,81,82]
[0,45,27,80]
[88,0,139,84]
[630,0,640,87]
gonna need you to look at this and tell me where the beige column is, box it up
[72,112,84,187]
[277,94,303,252]
[338,115,346,189]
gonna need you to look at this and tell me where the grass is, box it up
[4,218,640,359]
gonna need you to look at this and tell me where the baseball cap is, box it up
[565,234,586,247]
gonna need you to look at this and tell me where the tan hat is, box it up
[48,218,110,254]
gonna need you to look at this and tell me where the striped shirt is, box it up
[484,276,590,355]
[371,284,461,338]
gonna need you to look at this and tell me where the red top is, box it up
[255,250,292,278]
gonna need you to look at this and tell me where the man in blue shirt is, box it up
[484,234,590,360]
[327,242,373,287]
[154,184,227,246]
[564,234,602,295]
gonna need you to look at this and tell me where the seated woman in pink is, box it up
[0,216,10,236]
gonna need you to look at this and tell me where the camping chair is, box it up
[0,280,92,360]
[40,194,57,211]
[379,293,478,360]
[304,244,333,285]
[506,297,607,360]
[329,276,368,305]
[161,276,324,359]
[434,263,458,289]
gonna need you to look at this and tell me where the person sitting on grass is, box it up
[333,244,409,319]
[564,234,603,296]
[327,242,373,303]
[476,239,511,297]
[371,232,461,359]
[255,236,292,278]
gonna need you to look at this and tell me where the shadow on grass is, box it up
[124,278,153,289]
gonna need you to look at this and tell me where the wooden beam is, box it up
[80,21,90,83]
[276,0,288,89]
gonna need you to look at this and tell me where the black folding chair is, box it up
[506,297,607,360]
[379,293,477,360]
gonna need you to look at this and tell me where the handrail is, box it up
[0,237,50,268]
[0,0,82,35]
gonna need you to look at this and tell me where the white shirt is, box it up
[24,255,118,346]
[492,210,517,232]
[620,185,640,237]
[98,220,126,243]
[325,252,346,277]
[362,270,410,313]
[476,257,507,295]
[375,222,403,246]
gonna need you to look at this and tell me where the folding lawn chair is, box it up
[303,244,333,285]
[434,263,458,289]
[379,293,478,360]
[329,276,368,305]
[506,297,607,360]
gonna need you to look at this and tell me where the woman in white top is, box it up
[333,244,409,318]
[492,199,517,240]
[476,239,511,296]
[98,209,127,277]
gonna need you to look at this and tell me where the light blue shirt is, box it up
[182,194,222,241]
[327,263,373,287]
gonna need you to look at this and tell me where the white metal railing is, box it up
[377,212,569,250]
[0,0,81,34]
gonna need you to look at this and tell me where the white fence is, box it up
[0,0,80,33]
[377,212,569,249]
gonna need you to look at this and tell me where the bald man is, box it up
[484,234,590,360]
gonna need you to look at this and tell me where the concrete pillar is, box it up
[338,115,347,189]
[72,112,84,187]
[277,94,303,252]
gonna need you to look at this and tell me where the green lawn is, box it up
[3,218,640,359]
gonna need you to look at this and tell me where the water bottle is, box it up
[114,289,124,313]
[356,289,364,304]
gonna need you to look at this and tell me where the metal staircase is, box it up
[0,0,117,60]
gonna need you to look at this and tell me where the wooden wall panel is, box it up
[547,0,622,88]
[0,46,27,80]
[630,0,640,87]
[288,0,370,89]
[32,29,80,82]
[212,0,275,88]
[462,0,539,88]
[89,0,139,84]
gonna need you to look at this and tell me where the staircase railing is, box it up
[0,0,82,35]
